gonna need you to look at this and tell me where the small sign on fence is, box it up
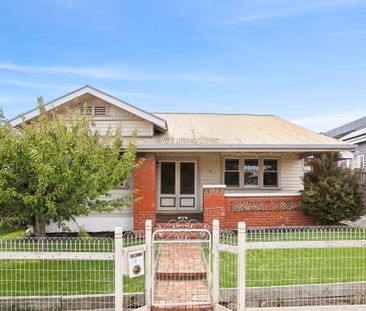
[128,251,145,278]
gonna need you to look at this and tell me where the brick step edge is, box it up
[156,272,207,281]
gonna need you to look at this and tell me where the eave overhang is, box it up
[123,143,356,153]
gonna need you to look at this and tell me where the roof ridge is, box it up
[152,112,275,116]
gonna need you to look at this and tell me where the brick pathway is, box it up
[152,242,212,310]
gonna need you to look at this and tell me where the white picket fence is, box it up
[1,220,366,310]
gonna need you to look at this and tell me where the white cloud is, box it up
[224,0,366,23]
[0,79,74,90]
[0,63,225,82]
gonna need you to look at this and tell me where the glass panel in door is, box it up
[180,162,195,194]
[179,162,196,209]
[160,162,176,208]
[161,162,176,194]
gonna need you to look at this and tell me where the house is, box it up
[10,86,354,232]
[325,117,366,170]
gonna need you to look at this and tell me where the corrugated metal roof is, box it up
[325,116,366,138]
[131,113,353,151]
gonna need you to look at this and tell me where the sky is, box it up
[1,0,366,132]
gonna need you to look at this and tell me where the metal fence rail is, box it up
[216,223,366,310]
[0,236,115,310]
[0,228,147,311]
[1,222,366,311]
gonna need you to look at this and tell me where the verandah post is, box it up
[145,219,152,306]
[212,219,220,306]
[115,226,123,311]
[238,221,246,311]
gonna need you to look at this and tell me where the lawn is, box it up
[0,226,27,238]
[0,232,144,296]
[0,228,365,296]
[219,227,366,287]
[220,247,366,288]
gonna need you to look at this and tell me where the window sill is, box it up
[225,186,281,191]
[224,191,300,197]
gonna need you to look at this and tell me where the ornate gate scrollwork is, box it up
[155,217,209,240]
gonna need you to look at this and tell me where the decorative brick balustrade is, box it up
[203,185,319,229]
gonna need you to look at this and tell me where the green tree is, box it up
[0,100,138,236]
[301,152,366,225]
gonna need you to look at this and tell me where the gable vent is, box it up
[80,106,93,115]
[94,106,107,116]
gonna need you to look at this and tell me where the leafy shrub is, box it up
[301,153,366,225]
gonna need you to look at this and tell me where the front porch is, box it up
[133,152,318,231]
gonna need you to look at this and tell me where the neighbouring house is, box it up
[10,86,354,232]
[325,116,366,170]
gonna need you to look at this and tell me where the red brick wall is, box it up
[202,186,318,229]
[225,196,319,229]
[133,153,156,231]
[203,187,226,228]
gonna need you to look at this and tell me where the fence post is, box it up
[212,219,220,306]
[237,222,246,311]
[115,226,123,311]
[145,219,152,307]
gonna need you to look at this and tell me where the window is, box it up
[263,159,278,187]
[224,159,240,187]
[362,156,366,169]
[244,159,259,186]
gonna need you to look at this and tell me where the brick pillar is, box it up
[133,153,156,231]
[203,185,226,228]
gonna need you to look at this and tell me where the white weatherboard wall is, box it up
[46,187,134,233]
[46,213,133,233]
[58,94,154,136]
[281,154,304,192]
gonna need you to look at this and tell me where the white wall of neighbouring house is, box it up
[46,213,134,233]
[45,186,134,233]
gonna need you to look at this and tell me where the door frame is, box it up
[157,160,198,212]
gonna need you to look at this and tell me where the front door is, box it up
[158,161,197,211]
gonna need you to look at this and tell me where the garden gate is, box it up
[151,217,212,310]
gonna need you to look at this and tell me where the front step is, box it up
[155,243,207,281]
[153,280,211,310]
[152,304,213,311]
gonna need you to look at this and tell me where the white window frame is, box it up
[223,156,281,189]
[224,158,240,188]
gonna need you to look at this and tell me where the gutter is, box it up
[121,143,355,152]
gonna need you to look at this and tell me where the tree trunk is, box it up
[34,215,47,251]
[34,215,46,237]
